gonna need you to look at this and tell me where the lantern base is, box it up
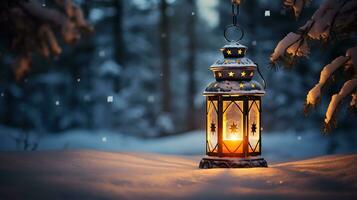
[199,157,268,169]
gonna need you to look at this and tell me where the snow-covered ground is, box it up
[1,126,356,162]
[0,151,356,200]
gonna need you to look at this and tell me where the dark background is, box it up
[0,0,355,157]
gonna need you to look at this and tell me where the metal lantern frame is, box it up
[205,95,262,158]
[199,43,268,168]
[199,1,267,168]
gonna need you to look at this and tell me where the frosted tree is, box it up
[270,0,357,132]
[0,0,93,80]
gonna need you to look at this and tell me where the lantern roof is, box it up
[204,42,265,95]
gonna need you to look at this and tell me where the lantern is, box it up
[199,42,268,168]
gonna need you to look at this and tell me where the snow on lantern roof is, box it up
[204,80,265,95]
[222,42,247,49]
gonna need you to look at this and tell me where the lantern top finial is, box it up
[221,43,247,58]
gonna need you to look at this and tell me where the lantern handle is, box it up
[224,1,244,42]
[224,24,244,42]
[255,63,267,89]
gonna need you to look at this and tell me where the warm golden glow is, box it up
[241,71,246,77]
[218,72,223,77]
[228,72,235,77]
[239,83,244,89]
[207,100,218,152]
[227,50,232,55]
[238,49,243,55]
[250,72,254,76]
[222,101,244,153]
[248,100,260,153]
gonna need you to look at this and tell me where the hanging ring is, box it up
[224,24,244,43]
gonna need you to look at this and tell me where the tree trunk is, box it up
[160,0,171,113]
[113,0,124,65]
[113,0,124,93]
[186,0,196,130]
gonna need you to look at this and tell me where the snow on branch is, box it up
[1,0,93,80]
[284,0,311,18]
[270,32,309,67]
[305,56,350,107]
[304,46,357,132]
[324,78,357,132]
[272,0,357,68]
[271,0,356,132]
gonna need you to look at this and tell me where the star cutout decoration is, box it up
[238,49,243,55]
[227,50,232,55]
[250,72,254,77]
[218,72,223,77]
[239,83,244,89]
[241,71,246,77]
[251,84,255,88]
[251,122,257,135]
[210,122,216,134]
[228,71,235,77]
[229,122,238,133]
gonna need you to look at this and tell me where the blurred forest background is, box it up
[0,0,355,155]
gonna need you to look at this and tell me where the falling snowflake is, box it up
[55,101,60,106]
[99,50,106,57]
[0,93,4,97]
[264,10,270,17]
[147,95,155,103]
[107,96,113,103]
[102,137,107,142]
[297,136,302,140]
[84,95,91,102]
[191,12,195,16]
[77,78,81,82]
[252,40,257,46]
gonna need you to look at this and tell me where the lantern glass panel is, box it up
[222,100,244,153]
[207,100,218,153]
[248,100,260,153]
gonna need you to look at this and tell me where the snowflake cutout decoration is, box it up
[251,122,257,135]
[210,122,216,134]
[229,122,238,133]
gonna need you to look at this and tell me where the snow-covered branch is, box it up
[1,0,93,80]
[272,0,357,132]
[283,0,311,18]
